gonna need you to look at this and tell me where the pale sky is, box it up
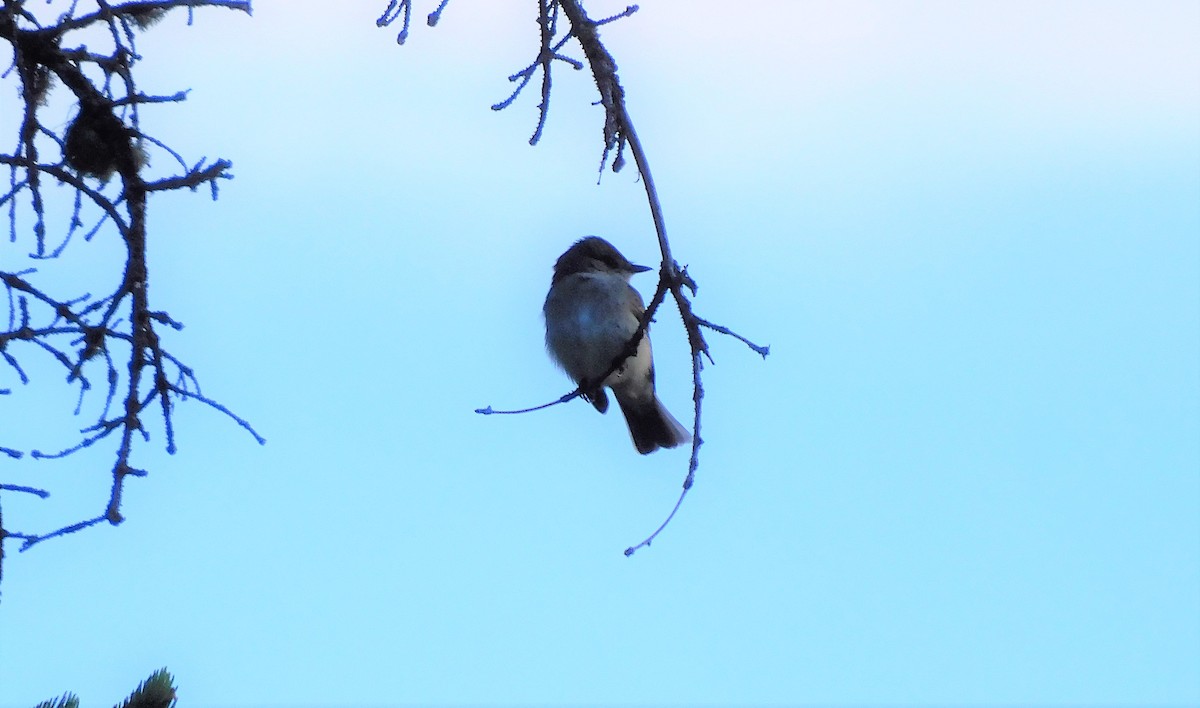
[2,1,1198,705]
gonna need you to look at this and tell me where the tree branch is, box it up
[0,0,259,596]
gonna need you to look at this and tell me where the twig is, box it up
[475,388,581,416]
[695,316,770,358]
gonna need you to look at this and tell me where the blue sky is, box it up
[2,1,1198,705]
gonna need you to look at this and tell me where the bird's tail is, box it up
[615,392,691,455]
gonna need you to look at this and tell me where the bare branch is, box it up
[414,0,771,551]
[379,1,771,556]
[0,0,260,593]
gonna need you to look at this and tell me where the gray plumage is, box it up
[544,237,691,454]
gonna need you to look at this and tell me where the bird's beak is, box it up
[631,263,653,274]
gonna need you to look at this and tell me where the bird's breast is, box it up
[544,273,643,382]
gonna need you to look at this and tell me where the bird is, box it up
[543,236,691,454]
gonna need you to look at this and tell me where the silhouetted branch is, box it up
[549,0,768,554]
[696,316,771,358]
[0,0,259,595]
[385,0,768,554]
[376,0,450,44]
